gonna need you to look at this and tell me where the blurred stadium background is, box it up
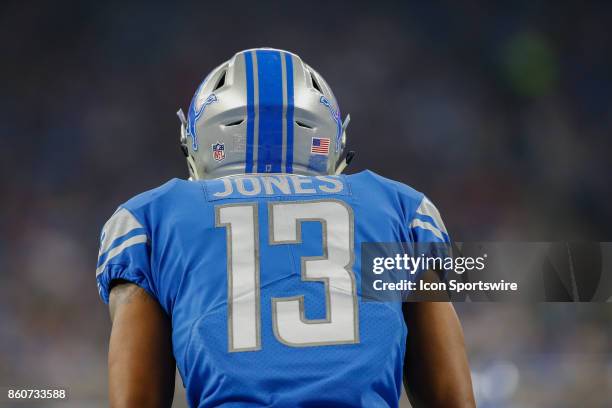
[1,1,611,406]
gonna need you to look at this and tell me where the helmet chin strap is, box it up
[177,109,203,181]
[334,114,353,175]
[334,150,356,175]
[186,155,201,180]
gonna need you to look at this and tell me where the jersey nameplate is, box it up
[203,174,350,201]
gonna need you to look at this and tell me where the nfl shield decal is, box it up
[212,142,225,161]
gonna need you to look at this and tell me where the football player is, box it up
[97,48,475,407]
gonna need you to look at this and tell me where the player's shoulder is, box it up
[120,178,203,213]
[347,169,425,206]
[349,170,450,241]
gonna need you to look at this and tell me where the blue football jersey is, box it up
[96,170,449,408]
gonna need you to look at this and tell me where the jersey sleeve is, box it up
[95,207,154,304]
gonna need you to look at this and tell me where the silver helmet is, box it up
[177,48,351,180]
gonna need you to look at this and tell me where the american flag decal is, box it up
[311,137,330,155]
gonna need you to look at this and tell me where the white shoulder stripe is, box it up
[99,208,144,257]
[415,197,448,235]
[410,218,445,241]
[96,234,148,276]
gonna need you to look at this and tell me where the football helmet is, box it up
[177,48,351,180]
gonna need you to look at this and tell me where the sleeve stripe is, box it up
[97,227,147,267]
[96,234,148,276]
[410,218,446,241]
[98,208,144,257]
[412,212,440,230]
[415,197,448,235]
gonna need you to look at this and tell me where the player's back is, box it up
[96,170,446,408]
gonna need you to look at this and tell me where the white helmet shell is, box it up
[178,48,348,179]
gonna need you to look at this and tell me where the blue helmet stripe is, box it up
[284,52,295,173]
[244,52,255,173]
[255,50,283,173]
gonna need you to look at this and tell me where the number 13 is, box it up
[215,200,359,352]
